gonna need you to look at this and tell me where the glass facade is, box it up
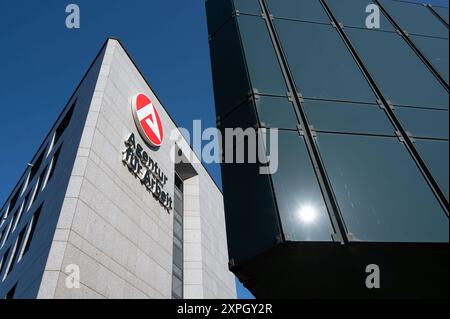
[207,0,449,296]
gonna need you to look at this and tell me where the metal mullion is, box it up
[427,4,449,29]
[321,0,449,216]
[259,0,349,244]
[373,0,449,89]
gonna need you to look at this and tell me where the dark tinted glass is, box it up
[432,6,449,24]
[379,0,449,38]
[275,19,376,103]
[221,160,282,263]
[326,0,395,31]
[345,27,448,109]
[395,107,449,139]
[210,19,251,117]
[207,0,262,35]
[54,103,75,144]
[219,99,258,135]
[303,99,395,135]
[233,0,261,15]
[316,133,449,242]
[410,34,449,83]
[238,15,287,96]
[271,131,334,241]
[29,150,45,182]
[255,96,299,129]
[206,0,234,35]
[415,139,449,200]
[266,0,330,23]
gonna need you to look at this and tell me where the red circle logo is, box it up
[132,94,164,147]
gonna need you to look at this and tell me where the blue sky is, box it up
[0,0,447,300]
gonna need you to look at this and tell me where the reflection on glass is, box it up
[298,204,318,224]
[315,133,449,242]
[271,131,334,242]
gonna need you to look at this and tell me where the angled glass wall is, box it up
[207,0,449,265]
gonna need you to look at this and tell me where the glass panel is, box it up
[255,96,299,129]
[274,19,376,103]
[174,196,182,213]
[410,34,449,83]
[221,159,282,263]
[345,28,448,109]
[379,0,449,38]
[206,0,234,35]
[316,133,449,242]
[271,131,334,241]
[303,99,395,135]
[173,245,183,268]
[266,0,330,24]
[172,275,183,298]
[219,99,258,135]
[395,107,449,139]
[433,6,449,24]
[238,15,287,96]
[233,0,262,15]
[326,0,395,31]
[173,264,183,279]
[174,221,183,239]
[210,19,251,117]
[415,139,449,200]
[207,0,262,35]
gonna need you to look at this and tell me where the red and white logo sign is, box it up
[132,93,164,147]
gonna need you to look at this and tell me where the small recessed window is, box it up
[54,102,76,144]
[5,284,17,299]
[0,248,11,278]
[44,147,62,188]
[1,219,13,249]
[3,227,26,279]
[0,208,6,228]
[7,188,21,216]
[29,150,46,183]
[20,204,43,258]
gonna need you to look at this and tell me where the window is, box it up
[303,99,395,136]
[326,0,394,31]
[415,139,449,200]
[0,208,7,228]
[1,219,13,248]
[5,284,17,299]
[378,0,449,38]
[271,131,335,241]
[3,227,26,279]
[345,27,448,109]
[409,35,449,83]
[394,107,449,139]
[274,19,376,103]
[315,133,449,242]
[255,96,299,129]
[21,204,43,257]
[0,248,10,278]
[237,15,287,97]
[171,174,184,299]
[209,18,252,117]
[7,188,21,216]
[11,206,22,233]
[432,6,449,24]
[26,175,43,213]
[54,102,75,144]
[44,147,62,188]
[267,0,331,24]
[29,150,45,183]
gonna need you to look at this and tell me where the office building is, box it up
[206,0,449,298]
